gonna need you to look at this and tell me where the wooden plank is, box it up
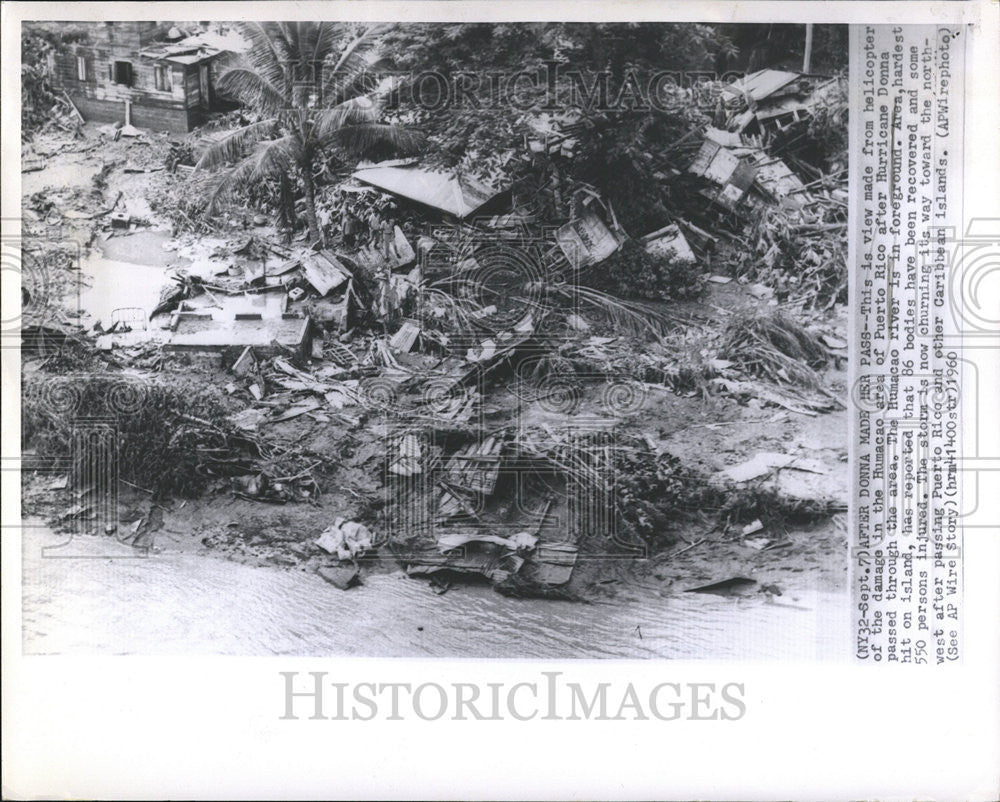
[300,252,348,296]
[389,319,420,353]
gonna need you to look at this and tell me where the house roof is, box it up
[351,165,502,219]
[137,26,247,65]
[137,42,222,65]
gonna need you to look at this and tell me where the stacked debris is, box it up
[21,25,89,141]
[720,69,846,140]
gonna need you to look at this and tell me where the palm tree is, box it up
[196,22,421,242]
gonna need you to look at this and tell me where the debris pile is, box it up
[21,57,849,599]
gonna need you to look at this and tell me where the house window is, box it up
[76,55,87,81]
[154,65,170,92]
[111,60,133,86]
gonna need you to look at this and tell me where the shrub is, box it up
[585,238,703,302]
[22,373,255,498]
[614,448,705,548]
[613,441,840,550]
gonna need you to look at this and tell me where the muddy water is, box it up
[76,231,186,326]
[21,526,847,658]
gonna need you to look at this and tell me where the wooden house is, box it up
[50,22,232,133]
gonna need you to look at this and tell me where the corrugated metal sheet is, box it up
[724,69,800,102]
[352,165,501,219]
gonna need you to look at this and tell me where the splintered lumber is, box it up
[389,434,422,476]
[231,346,257,377]
[444,436,504,495]
[434,482,479,522]
[389,319,420,353]
[61,89,85,123]
[324,340,357,367]
[300,251,349,296]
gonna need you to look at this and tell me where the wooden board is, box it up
[300,252,349,296]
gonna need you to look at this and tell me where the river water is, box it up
[20,524,847,659]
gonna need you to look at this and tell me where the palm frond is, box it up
[194,118,280,170]
[328,122,426,157]
[558,285,672,339]
[204,135,299,215]
[237,22,292,93]
[719,310,827,387]
[312,97,378,141]
[215,67,287,115]
[320,24,390,106]
[309,22,344,73]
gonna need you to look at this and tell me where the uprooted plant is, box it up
[726,204,848,309]
[719,308,828,388]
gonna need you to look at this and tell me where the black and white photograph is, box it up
[16,19,853,658]
[15,19,852,657]
[3,3,998,799]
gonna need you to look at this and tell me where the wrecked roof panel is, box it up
[724,69,801,102]
[137,42,222,64]
[300,251,349,296]
[755,96,812,121]
[352,165,502,219]
[555,209,621,268]
[641,224,696,263]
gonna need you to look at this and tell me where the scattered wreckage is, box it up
[22,64,848,597]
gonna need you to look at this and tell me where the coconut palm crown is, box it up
[196,22,422,241]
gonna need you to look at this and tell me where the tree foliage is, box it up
[21,23,90,140]
[196,22,422,240]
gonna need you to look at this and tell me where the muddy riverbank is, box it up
[20,521,847,658]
